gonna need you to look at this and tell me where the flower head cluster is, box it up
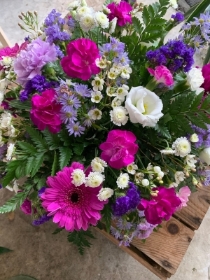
[146,39,195,73]
[191,125,210,148]
[107,1,132,27]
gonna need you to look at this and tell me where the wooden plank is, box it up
[130,217,194,275]
[174,186,210,230]
[0,26,10,47]
[95,227,171,280]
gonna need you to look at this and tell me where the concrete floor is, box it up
[0,0,210,279]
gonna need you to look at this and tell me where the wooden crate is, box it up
[0,26,10,48]
[96,185,210,280]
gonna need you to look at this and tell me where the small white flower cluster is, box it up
[170,137,191,157]
[0,78,8,105]
[69,0,110,32]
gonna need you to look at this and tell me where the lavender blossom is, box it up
[191,124,210,148]
[32,213,51,226]
[67,122,85,137]
[74,84,91,97]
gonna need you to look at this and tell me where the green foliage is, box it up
[0,185,32,213]
[0,247,12,254]
[42,129,61,150]
[101,204,112,233]
[9,100,31,110]
[59,147,73,169]
[52,228,64,235]
[67,229,96,255]
[26,127,47,152]
[185,0,210,22]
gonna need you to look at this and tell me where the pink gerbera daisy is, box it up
[41,162,106,231]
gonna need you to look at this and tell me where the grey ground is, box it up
[0,0,210,280]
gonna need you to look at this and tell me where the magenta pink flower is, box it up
[61,38,100,80]
[148,66,174,86]
[107,1,132,27]
[20,199,32,215]
[99,130,138,169]
[41,162,106,231]
[177,186,191,209]
[30,88,62,133]
[138,187,181,225]
[202,63,210,92]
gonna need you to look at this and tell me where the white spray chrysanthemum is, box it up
[95,12,109,29]
[97,188,114,201]
[111,97,123,108]
[71,169,86,187]
[75,6,94,20]
[86,172,104,188]
[88,108,102,120]
[91,157,107,173]
[92,76,104,91]
[110,106,128,126]
[172,137,191,157]
[190,133,199,143]
[91,91,103,103]
[117,173,129,189]
[127,163,138,174]
[185,154,197,169]
[174,171,185,184]
[79,14,96,32]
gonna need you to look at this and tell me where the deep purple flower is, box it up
[191,124,210,148]
[32,213,51,226]
[171,12,184,22]
[38,187,47,197]
[112,182,140,216]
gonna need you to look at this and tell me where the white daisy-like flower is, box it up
[91,91,103,103]
[106,86,116,97]
[79,14,96,32]
[147,163,153,171]
[95,57,109,69]
[95,12,109,29]
[172,137,191,157]
[88,108,102,120]
[86,171,104,188]
[111,97,122,108]
[91,157,107,173]
[116,86,128,99]
[68,0,81,11]
[185,154,197,169]
[160,148,176,155]
[92,77,104,91]
[127,163,138,174]
[174,171,185,184]
[117,173,129,189]
[75,6,94,20]
[110,65,121,75]
[1,56,12,67]
[71,169,86,187]
[110,106,128,126]
[97,188,114,201]
[120,65,132,79]
[108,70,118,80]
[6,142,15,161]
[190,133,199,143]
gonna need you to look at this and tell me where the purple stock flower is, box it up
[136,220,156,239]
[112,182,140,216]
[192,124,210,148]
[14,38,57,86]
[38,187,47,197]
[32,213,51,226]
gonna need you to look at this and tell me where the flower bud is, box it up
[142,179,149,186]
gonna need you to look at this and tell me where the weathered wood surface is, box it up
[0,26,10,47]
[97,186,210,279]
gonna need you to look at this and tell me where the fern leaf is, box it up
[26,127,47,151]
[59,147,72,169]
[31,153,45,177]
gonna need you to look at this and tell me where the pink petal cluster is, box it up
[148,66,174,86]
[107,1,132,27]
[20,199,32,215]
[41,162,106,231]
[99,130,138,169]
[14,38,57,86]
[61,38,100,81]
[30,88,62,133]
[177,186,191,209]
[202,63,210,92]
[138,187,181,225]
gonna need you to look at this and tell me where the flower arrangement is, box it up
[1,0,210,253]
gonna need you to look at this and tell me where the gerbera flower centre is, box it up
[70,192,80,203]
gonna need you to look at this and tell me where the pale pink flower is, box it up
[148,66,174,86]
[177,186,191,208]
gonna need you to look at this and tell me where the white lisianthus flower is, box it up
[109,17,117,34]
[79,14,96,31]
[71,169,86,186]
[88,108,102,120]
[97,188,114,201]
[110,106,128,126]
[185,154,197,169]
[169,0,178,9]
[172,137,191,157]
[190,133,199,143]
[199,147,210,165]
[0,112,12,129]
[142,179,149,186]
[86,172,104,187]
[127,163,138,174]
[186,67,204,95]
[121,65,132,79]
[92,76,104,91]
[91,91,103,103]
[6,142,15,161]
[125,86,163,127]
[117,173,129,189]
[111,97,122,108]
[95,12,109,29]
[175,171,185,184]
